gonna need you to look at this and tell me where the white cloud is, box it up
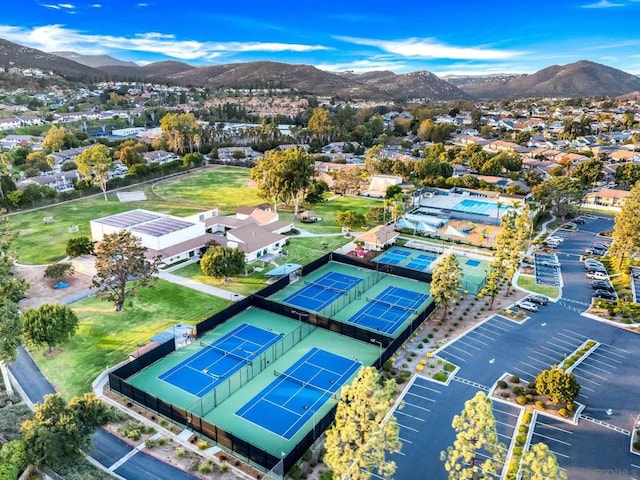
[91,3,102,7]
[40,3,75,10]
[315,58,409,74]
[336,36,523,61]
[581,0,624,8]
[58,3,75,8]
[136,3,149,7]
[41,4,61,9]
[0,24,330,60]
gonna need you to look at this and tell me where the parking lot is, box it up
[534,252,561,286]
[392,214,640,480]
[631,267,640,304]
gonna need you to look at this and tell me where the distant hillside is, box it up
[457,61,640,99]
[353,70,472,101]
[99,60,196,80]
[52,51,137,68]
[0,38,104,81]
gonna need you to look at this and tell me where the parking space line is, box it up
[538,344,566,356]
[412,382,442,395]
[580,415,630,435]
[405,392,436,404]
[530,350,562,362]
[557,331,586,342]
[458,335,488,347]
[578,392,589,400]
[549,337,580,348]
[532,431,572,446]
[526,356,552,367]
[395,410,426,422]
[585,354,620,368]
[596,348,627,360]
[478,323,509,334]
[401,401,431,414]
[396,422,419,433]
[398,436,412,444]
[601,344,631,355]
[580,384,595,392]
[536,422,573,434]
[630,463,640,470]
[548,449,570,459]
[446,343,474,355]
[513,367,535,379]
[574,368,607,381]
[468,330,499,342]
[590,351,622,364]
[440,350,467,363]
[575,374,601,385]
[576,363,612,376]
[561,328,589,339]
[493,409,520,419]
[455,339,483,350]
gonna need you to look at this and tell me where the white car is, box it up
[516,301,539,312]
[586,271,608,280]
[546,236,564,243]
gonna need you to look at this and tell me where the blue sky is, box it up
[1,0,640,75]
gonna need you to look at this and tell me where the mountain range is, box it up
[2,37,640,101]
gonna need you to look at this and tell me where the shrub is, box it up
[512,385,525,396]
[510,375,520,383]
[535,400,545,409]
[526,394,534,402]
[197,440,209,450]
[288,465,302,479]
[515,434,527,446]
[566,402,575,412]
[319,471,334,480]
[382,360,392,372]
[528,381,536,389]
[516,395,527,405]
[444,363,456,372]
[188,459,201,471]
[176,447,185,458]
[145,439,155,449]
[199,464,213,474]
[417,343,423,348]
[302,449,313,462]
[433,372,448,382]
[500,391,510,398]
[518,424,529,434]
[513,447,523,457]
[497,380,508,389]
[559,408,568,417]
[523,412,533,424]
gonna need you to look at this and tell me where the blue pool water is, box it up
[453,199,507,215]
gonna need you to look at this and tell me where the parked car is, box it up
[591,280,614,292]
[594,289,616,300]
[540,260,560,268]
[564,222,578,229]
[547,236,564,243]
[633,271,640,279]
[587,271,608,280]
[585,248,606,256]
[573,218,586,224]
[527,294,549,305]
[516,301,539,312]
[584,259,603,268]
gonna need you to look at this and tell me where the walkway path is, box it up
[158,271,246,301]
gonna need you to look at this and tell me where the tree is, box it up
[441,391,505,480]
[200,246,245,281]
[43,262,74,280]
[430,253,462,322]
[92,230,160,311]
[0,440,28,476]
[615,162,640,188]
[384,184,403,199]
[609,182,640,268]
[478,262,503,309]
[0,302,22,364]
[42,125,66,153]
[66,236,94,258]
[22,303,79,353]
[117,145,144,167]
[572,158,603,187]
[0,215,28,304]
[21,393,110,470]
[324,367,401,480]
[520,442,567,480]
[535,366,580,406]
[532,177,584,221]
[307,107,333,142]
[335,210,366,233]
[75,144,114,201]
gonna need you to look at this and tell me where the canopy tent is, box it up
[415,222,437,234]
[396,218,417,230]
[445,225,467,237]
[266,263,302,276]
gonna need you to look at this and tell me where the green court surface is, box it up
[453,254,489,294]
[269,261,432,338]
[128,307,378,457]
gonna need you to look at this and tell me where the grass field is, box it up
[31,280,231,399]
[173,235,352,295]
[517,275,560,299]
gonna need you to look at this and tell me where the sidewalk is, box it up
[158,271,246,302]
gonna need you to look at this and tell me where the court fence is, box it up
[187,321,317,417]
[331,252,433,284]
[108,249,439,475]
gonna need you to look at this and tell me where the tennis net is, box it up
[274,369,338,399]
[200,341,254,364]
[365,296,417,313]
[304,279,352,295]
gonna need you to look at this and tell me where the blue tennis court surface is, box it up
[375,248,411,266]
[236,348,361,439]
[466,259,480,267]
[406,253,438,271]
[159,324,281,397]
[283,271,362,312]
[349,286,429,334]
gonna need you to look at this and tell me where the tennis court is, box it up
[158,324,282,397]
[374,246,440,272]
[349,286,429,334]
[282,271,363,312]
[236,347,361,439]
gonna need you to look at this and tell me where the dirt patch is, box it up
[15,264,93,310]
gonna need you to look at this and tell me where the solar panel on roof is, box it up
[99,210,160,228]
[131,217,194,237]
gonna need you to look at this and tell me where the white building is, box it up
[90,209,210,266]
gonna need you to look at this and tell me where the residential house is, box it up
[0,117,22,131]
[16,170,81,193]
[583,188,630,210]
[0,135,43,150]
[143,150,178,164]
[358,224,399,251]
[225,224,287,262]
[49,145,93,168]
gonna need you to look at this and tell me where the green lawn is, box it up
[152,166,263,215]
[517,275,560,299]
[283,235,352,263]
[10,167,259,264]
[31,280,231,399]
[279,195,384,234]
[173,262,271,296]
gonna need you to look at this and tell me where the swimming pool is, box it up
[453,199,509,215]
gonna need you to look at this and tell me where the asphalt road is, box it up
[8,346,199,480]
[394,214,640,480]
